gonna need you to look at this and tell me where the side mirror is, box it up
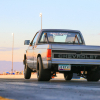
[24,40,30,45]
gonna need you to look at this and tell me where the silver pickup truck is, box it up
[24,29,100,81]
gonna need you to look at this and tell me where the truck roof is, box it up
[39,29,80,33]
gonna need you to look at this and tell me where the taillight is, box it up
[47,49,51,60]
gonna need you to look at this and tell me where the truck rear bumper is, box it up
[51,58,100,65]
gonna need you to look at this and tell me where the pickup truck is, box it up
[24,29,100,81]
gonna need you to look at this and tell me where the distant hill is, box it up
[0,61,24,73]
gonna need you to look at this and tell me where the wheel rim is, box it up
[65,75,68,80]
[37,62,39,78]
[24,64,26,76]
[37,70,39,78]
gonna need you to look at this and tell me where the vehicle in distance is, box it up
[24,29,100,81]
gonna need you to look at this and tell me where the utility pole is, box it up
[39,13,42,29]
[12,33,14,74]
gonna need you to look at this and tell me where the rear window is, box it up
[40,32,82,44]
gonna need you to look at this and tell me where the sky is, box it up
[0,0,100,62]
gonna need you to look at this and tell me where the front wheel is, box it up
[37,57,51,81]
[24,62,32,79]
[64,72,73,81]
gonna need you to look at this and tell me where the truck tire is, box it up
[37,57,51,81]
[64,72,73,81]
[24,61,32,79]
[87,71,100,81]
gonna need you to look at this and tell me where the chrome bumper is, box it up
[51,58,100,65]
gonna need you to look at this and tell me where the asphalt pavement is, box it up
[0,78,100,100]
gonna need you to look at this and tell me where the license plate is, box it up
[58,64,71,71]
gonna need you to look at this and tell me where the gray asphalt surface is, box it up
[0,78,100,100]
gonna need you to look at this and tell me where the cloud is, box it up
[0,47,22,51]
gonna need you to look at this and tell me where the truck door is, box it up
[26,45,34,68]
[28,32,39,69]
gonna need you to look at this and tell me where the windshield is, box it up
[40,32,82,44]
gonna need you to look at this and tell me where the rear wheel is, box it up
[64,72,73,81]
[24,61,32,79]
[87,71,100,81]
[37,57,51,81]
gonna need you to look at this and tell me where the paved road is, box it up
[0,78,100,100]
